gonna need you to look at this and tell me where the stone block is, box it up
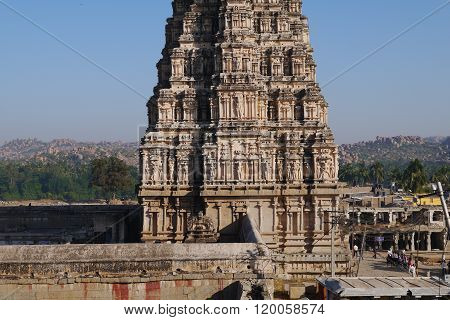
[182,274,204,280]
[191,280,203,287]
[183,286,196,295]
[18,279,33,285]
[233,273,258,280]
[160,274,182,281]
[160,281,176,288]
[289,286,306,300]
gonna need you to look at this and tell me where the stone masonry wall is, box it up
[0,274,257,300]
[0,243,274,300]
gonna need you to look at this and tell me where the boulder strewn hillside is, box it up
[339,136,450,165]
[0,139,138,167]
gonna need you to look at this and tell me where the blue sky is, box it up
[0,0,449,145]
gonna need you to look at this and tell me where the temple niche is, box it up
[139,0,340,253]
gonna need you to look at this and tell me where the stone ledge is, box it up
[0,243,261,264]
[0,272,273,285]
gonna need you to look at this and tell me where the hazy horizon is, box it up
[1,134,448,148]
[1,1,449,145]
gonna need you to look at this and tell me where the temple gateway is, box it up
[139,0,340,253]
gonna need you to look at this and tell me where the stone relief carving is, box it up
[168,158,175,183]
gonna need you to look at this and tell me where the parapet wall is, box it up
[0,243,274,300]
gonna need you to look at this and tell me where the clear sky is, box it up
[0,0,449,145]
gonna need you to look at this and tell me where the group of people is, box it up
[353,244,450,279]
[387,249,417,277]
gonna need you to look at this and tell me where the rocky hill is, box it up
[1,136,449,168]
[339,136,450,165]
[0,139,139,167]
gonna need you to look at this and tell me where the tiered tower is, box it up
[140,0,340,252]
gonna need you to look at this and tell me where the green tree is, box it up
[387,166,404,189]
[339,163,358,186]
[89,157,134,199]
[402,159,428,193]
[355,163,370,186]
[431,165,449,190]
[369,161,385,185]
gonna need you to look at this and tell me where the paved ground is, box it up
[356,252,409,277]
[356,252,442,277]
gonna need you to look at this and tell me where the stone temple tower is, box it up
[139,0,340,253]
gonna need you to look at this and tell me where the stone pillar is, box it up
[162,203,168,233]
[177,209,183,234]
[167,209,175,232]
[299,201,304,232]
[316,206,323,232]
[143,209,151,233]
[427,232,432,251]
[111,223,117,243]
[272,198,278,232]
[287,208,293,234]
[257,201,262,231]
[410,232,415,252]
[394,232,399,251]
[119,220,125,243]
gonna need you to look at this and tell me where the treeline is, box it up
[1,157,447,201]
[0,157,138,202]
[339,159,449,193]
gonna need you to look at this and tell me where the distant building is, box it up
[341,189,448,252]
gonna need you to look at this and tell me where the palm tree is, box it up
[356,163,370,186]
[339,163,358,186]
[370,161,385,185]
[402,159,428,193]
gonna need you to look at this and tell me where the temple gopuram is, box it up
[139,0,340,253]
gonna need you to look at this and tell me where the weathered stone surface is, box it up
[0,279,259,300]
[0,243,274,300]
[0,243,270,276]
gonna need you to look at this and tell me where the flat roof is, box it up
[317,277,450,298]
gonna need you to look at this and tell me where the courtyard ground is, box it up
[356,251,446,277]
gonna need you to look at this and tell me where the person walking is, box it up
[409,263,416,278]
[442,259,448,278]
[353,244,359,258]
[373,246,377,259]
